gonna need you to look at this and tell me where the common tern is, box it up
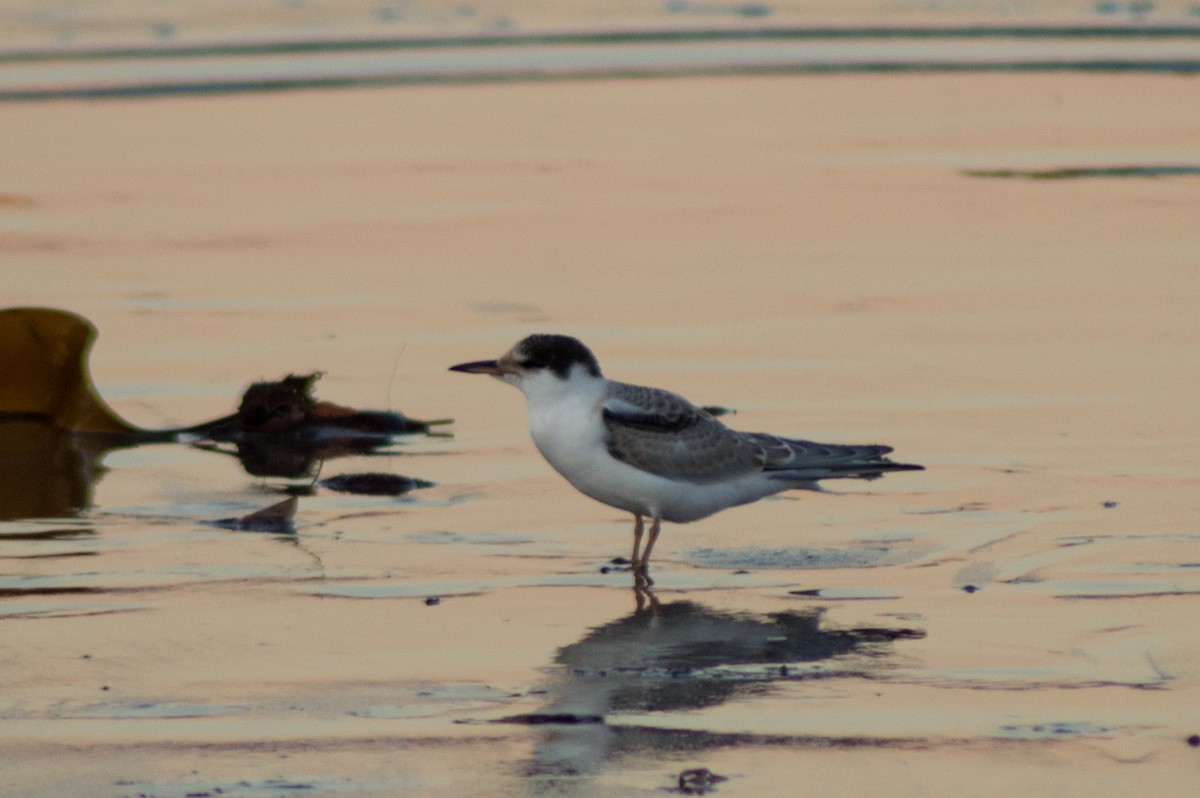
[450,334,922,581]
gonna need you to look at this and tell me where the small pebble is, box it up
[962,584,979,593]
[1187,734,1200,747]
[424,597,441,606]
[1102,501,1119,508]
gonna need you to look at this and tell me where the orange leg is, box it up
[637,518,662,576]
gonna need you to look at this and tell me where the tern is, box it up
[450,334,922,581]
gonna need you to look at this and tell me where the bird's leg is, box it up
[636,517,662,579]
[630,514,644,570]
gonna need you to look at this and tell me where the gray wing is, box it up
[602,382,925,485]
[601,382,767,484]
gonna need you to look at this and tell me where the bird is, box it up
[450,334,922,582]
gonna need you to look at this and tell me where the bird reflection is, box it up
[510,596,922,788]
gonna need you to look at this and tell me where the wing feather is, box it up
[601,383,765,484]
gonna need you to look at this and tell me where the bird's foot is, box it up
[633,579,660,613]
[633,563,654,588]
[601,556,653,586]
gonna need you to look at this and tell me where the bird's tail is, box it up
[753,435,924,482]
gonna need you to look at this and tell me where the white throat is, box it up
[512,365,609,480]
[513,363,606,410]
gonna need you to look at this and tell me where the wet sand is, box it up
[3,72,1199,796]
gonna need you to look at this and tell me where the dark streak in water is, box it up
[0,528,96,541]
[1,607,146,620]
[1056,590,1200,600]
[499,712,605,725]
[966,165,1200,179]
[4,59,1200,102]
[0,586,103,598]
[609,725,934,752]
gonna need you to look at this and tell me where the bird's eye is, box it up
[519,357,543,369]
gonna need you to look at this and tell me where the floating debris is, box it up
[183,373,451,478]
[209,496,297,534]
[318,472,435,496]
[0,308,452,441]
[0,307,454,488]
[676,768,728,795]
[186,372,451,439]
[0,307,138,434]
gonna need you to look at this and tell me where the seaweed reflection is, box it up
[0,419,122,520]
[0,416,437,520]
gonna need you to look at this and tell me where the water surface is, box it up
[2,52,1198,798]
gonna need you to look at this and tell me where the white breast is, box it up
[519,372,658,517]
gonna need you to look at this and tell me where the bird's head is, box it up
[450,334,603,395]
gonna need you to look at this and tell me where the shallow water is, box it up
[4,26,1200,100]
[3,61,1200,797]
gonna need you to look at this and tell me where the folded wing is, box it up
[601,383,765,484]
[601,382,923,485]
